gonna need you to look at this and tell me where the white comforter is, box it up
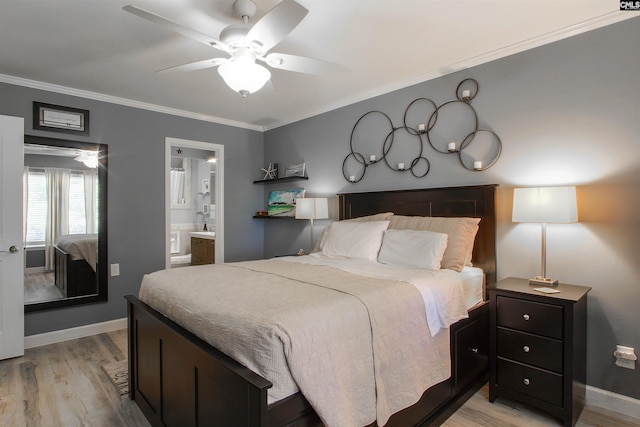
[54,233,98,272]
[138,258,468,427]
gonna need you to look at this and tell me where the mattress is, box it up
[54,233,98,272]
[138,258,481,427]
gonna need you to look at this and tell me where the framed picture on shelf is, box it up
[202,178,210,194]
[285,162,306,177]
[267,188,306,217]
[203,204,209,215]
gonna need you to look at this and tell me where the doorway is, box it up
[165,137,224,268]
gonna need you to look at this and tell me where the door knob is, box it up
[9,245,18,253]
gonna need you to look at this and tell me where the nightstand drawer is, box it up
[496,296,563,339]
[497,358,563,406]
[497,328,563,373]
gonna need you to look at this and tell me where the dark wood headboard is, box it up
[338,185,497,286]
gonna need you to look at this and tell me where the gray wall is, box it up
[0,82,265,336]
[264,17,640,399]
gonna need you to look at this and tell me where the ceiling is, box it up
[0,1,635,131]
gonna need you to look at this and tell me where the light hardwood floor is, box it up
[0,329,149,427]
[24,271,63,304]
[0,329,638,427]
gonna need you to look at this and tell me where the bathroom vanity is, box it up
[190,232,215,265]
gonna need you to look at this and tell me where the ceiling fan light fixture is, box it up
[218,54,271,96]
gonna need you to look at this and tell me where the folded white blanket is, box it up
[139,259,452,427]
[283,254,470,335]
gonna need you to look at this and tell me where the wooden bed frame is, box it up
[53,244,97,298]
[126,184,497,427]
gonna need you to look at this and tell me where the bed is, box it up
[126,184,497,426]
[54,233,98,298]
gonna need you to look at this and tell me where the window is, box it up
[68,173,86,234]
[25,171,47,244]
[24,169,96,246]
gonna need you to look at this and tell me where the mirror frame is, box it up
[24,134,108,312]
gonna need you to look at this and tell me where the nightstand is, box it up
[488,277,590,427]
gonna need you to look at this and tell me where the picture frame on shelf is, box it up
[267,188,306,217]
[202,178,210,194]
[285,162,306,177]
[33,101,90,135]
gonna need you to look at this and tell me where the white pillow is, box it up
[321,221,390,261]
[377,229,448,270]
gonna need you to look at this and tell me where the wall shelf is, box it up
[252,215,295,220]
[253,176,308,184]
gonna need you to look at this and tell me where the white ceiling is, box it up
[0,1,636,131]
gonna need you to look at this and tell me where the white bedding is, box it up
[281,254,479,336]
[54,233,98,272]
[138,258,482,427]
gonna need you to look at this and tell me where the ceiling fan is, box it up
[123,0,345,97]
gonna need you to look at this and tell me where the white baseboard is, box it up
[24,318,127,349]
[587,385,640,420]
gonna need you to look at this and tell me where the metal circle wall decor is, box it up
[343,78,501,183]
[425,100,478,154]
[457,129,502,171]
[381,126,424,173]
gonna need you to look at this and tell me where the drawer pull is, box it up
[469,347,479,354]
[523,345,530,353]
[523,314,530,321]
[523,378,530,386]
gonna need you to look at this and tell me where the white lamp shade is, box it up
[512,186,578,223]
[218,57,271,95]
[295,198,329,220]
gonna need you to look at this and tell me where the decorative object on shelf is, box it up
[261,162,278,180]
[285,162,306,177]
[512,186,578,286]
[267,188,306,217]
[342,78,502,183]
[295,197,329,251]
[256,210,268,216]
[203,204,209,215]
[33,102,90,135]
[201,178,210,194]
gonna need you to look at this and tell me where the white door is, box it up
[0,115,24,360]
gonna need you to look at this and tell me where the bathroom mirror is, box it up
[23,135,107,312]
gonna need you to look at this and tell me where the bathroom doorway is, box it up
[165,137,224,268]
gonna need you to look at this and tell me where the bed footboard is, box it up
[54,245,97,297]
[126,295,488,427]
[126,295,272,427]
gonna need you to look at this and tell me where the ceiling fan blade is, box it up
[264,53,348,76]
[157,58,228,73]
[246,0,308,53]
[123,5,232,53]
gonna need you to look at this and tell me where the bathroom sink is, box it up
[190,231,216,240]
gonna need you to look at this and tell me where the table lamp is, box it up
[512,186,577,286]
[295,198,329,252]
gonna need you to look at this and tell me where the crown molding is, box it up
[2,11,636,133]
[0,74,265,132]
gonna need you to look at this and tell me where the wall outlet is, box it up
[614,345,637,370]
[110,263,120,277]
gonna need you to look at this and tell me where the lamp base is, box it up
[528,276,559,287]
